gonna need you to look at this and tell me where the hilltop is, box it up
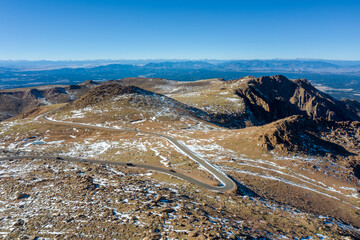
[54,82,217,131]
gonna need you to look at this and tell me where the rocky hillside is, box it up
[234,75,360,125]
[3,75,360,129]
[59,82,220,126]
[253,115,356,156]
[115,76,360,128]
[0,80,98,121]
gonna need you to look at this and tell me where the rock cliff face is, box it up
[235,75,360,125]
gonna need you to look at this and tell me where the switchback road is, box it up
[1,108,237,192]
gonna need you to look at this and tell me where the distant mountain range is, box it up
[1,59,360,101]
[2,58,360,71]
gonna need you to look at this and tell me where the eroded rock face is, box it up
[235,75,360,125]
[253,115,359,157]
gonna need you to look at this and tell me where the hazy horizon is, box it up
[1,58,360,62]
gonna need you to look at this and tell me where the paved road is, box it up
[0,155,234,192]
[2,107,237,192]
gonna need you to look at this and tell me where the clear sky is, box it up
[0,0,359,60]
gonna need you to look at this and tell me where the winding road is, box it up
[1,107,237,192]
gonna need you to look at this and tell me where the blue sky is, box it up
[0,0,359,60]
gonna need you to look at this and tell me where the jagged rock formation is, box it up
[234,75,360,125]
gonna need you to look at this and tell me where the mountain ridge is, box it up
[2,75,360,128]
[234,75,360,124]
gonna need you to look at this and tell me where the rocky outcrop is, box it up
[341,98,360,117]
[235,75,360,125]
[254,115,355,156]
[78,80,99,86]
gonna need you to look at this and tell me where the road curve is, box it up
[0,155,234,192]
[18,107,237,192]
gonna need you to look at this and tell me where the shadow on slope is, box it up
[255,115,354,157]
